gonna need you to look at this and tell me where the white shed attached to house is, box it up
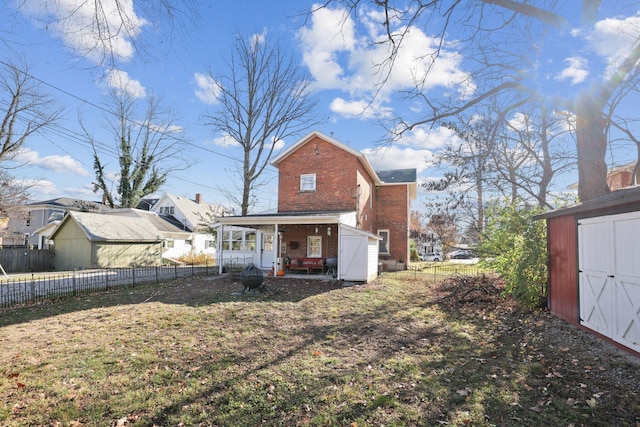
[338,224,380,282]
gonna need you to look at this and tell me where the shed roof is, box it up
[535,185,640,219]
[51,211,162,242]
[377,169,417,184]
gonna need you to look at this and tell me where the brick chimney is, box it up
[195,193,202,204]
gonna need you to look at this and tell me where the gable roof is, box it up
[151,193,227,231]
[29,197,105,212]
[50,211,162,242]
[104,208,192,234]
[271,130,382,185]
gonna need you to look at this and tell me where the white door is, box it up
[340,235,366,281]
[260,233,275,269]
[579,213,640,353]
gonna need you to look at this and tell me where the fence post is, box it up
[105,268,109,290]
[72,272,77,296]
[132,267,135,286]
[30,274,35,301]
[155,266,159,283]
[174,264,178,280]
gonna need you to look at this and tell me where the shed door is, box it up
[340,234,366,281]
[579,212,640,353]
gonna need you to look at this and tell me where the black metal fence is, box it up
[0,264,218,309]
[384,263,494,282]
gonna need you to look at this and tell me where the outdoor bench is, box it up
[285,257,325,274]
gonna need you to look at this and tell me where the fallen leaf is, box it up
[457,388,470,396]
[586,398,597,409]
[16,382,26,389]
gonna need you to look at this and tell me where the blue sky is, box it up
[3,1,640,213]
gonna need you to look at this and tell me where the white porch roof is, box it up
[215,210,357,227]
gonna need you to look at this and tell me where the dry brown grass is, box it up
[0,274,638,426]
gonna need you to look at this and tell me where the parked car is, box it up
[421,252,442,262]
[447,249,474,260]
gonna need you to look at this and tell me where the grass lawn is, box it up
[1,274,638,426]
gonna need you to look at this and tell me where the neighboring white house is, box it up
[415,228,443,259]
[142,193,228,260]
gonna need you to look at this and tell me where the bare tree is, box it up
[0,169,30,241]
[84,90,191,208]
[490,103,576,207]
[317,1,640,202]
[426,213,460,255]
[0,61,60,163]
[203,34,319,215]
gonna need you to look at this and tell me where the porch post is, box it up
[274,223,279,277]
[218,224,224,275]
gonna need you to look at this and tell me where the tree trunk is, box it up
[575,91,609,201]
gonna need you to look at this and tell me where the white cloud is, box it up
[21,179,58,197]
[149,123,183,134]
[105,69,146,99]
[20,0,146,63]
[272,138,286,151]
[329,98,392,119]
[14,148,89,176]
[587,13,640,77]
[65,184,97,198]
[299,4,473,116]
[194,72,220,105]
[363,145,432,174]
[209,134,240,147]
[555,56,589,85]
[297,6,355,91]
[392,125,458,150]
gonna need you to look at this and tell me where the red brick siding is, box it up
[277,136,376,214]
[608,171,632,191]
[280,224,338,260]
[375,185,409,263]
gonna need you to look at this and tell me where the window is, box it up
[221,229,258,252]
[159,206,175,215]
[300,173,316,191]
[378,230,390,254]
[307,235,322,257]
[244,231,256,251]
[231,231,243,250]
[165,240,174,248]
[26,212,31,227]
[205,240,216,249]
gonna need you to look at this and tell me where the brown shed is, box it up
[537,186,640,356]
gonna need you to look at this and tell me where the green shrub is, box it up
[479,200,547,308]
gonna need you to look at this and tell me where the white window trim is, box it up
[307,235,322,258]
[378,229,390,254]
[300,173,316,192]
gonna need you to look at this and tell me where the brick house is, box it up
[216,131,417,281]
